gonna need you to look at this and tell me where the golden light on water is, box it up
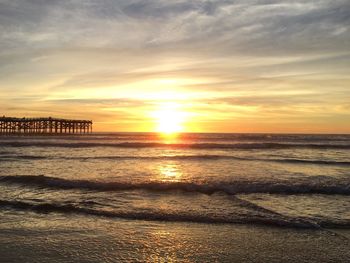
[158,163,183,182]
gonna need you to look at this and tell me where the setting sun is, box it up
[1,1,349,262]
[152,102,187,134]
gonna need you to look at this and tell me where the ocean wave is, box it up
[277,159,350,166]
[1,133,349,143]
[0,199,321,228]
[1,154,349,166]
[0,154,228,161]
[1,199,349,229]
[0,155,48,161]
[1,141,349,149]
[0,175,349,195]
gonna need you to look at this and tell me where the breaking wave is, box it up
[0,199,322,228]
[1,154,349,166]
[0,199,349,229]
[0,175,349,195]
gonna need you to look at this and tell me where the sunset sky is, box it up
[0,0,349,133]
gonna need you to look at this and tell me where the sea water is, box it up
[0,133,349,262]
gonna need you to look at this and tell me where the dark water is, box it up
[0,133,349,229]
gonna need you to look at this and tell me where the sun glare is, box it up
[152,102,187,134]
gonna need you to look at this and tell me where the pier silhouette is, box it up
[0,116,92,135]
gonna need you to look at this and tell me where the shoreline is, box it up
[1,211,349,263]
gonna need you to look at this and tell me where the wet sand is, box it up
[0,211,349,263]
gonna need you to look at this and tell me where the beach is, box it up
[0,133,349,262]
[1,212,350,263]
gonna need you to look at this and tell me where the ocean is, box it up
[0,133,349,262]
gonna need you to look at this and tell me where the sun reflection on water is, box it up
[158,132,181,144]
[157,163,183,182]
[143,229,181,263]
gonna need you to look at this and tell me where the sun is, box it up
[152,102,187,134]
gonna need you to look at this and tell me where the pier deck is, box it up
[0,117,92,135]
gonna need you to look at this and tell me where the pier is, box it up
[0,116,92,135]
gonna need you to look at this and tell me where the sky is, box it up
[0,0,349,133]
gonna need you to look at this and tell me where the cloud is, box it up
[0,0,349,132]
[0,0,349,53]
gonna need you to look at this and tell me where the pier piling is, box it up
[0,116,92,135]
